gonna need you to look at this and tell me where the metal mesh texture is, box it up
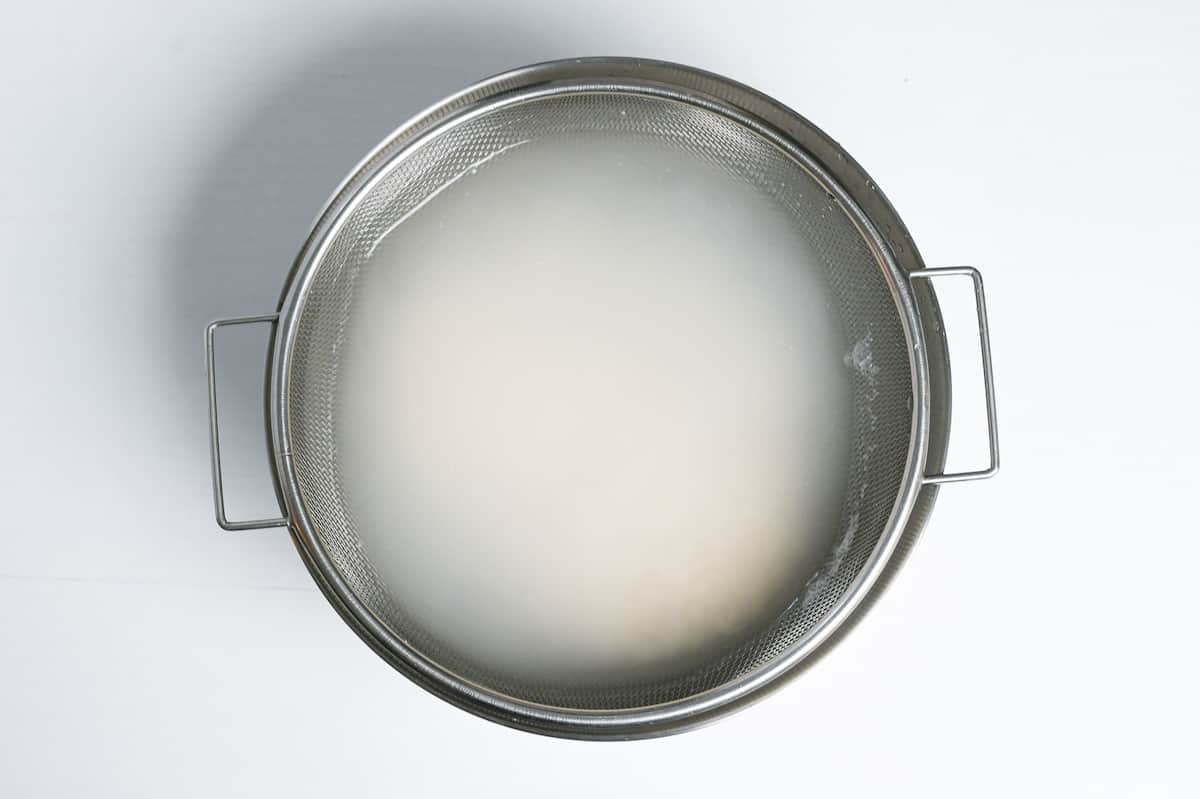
[286,91,913,710]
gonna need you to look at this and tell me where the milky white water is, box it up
[338,133,851,684]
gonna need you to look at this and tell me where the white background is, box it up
[2,0,1198,796]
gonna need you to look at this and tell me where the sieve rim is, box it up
[267,58,938,738]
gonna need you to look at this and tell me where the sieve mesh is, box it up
[286,91,912,710]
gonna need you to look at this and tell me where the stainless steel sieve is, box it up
[205,58,998,739]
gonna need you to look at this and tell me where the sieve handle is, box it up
[909,267,999,485]
[205,314,290,531]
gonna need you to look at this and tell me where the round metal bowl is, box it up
[205,58,998,739]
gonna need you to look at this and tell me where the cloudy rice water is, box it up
[338,131,851,686]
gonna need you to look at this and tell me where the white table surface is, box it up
[3,1,1197,795]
